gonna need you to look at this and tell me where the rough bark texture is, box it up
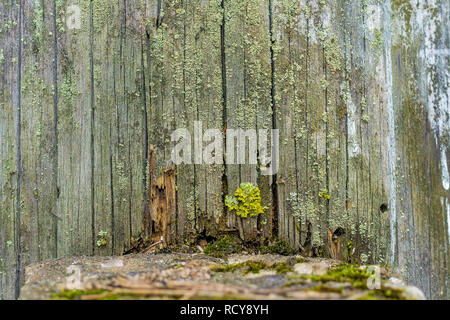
[144,144,176,245]
[0,0,448,299]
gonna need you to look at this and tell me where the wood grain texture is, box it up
[0,0,448,299]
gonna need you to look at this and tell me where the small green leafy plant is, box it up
[319,188,330,200]
[225,183,267,218]
[97,231,108,247]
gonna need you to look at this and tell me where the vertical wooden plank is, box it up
[272,0,303,248]
[102,0,146,253]
[309,1,330,254]
[145,0,176,244]
[224,0,272,242]
[390,0,449,299]
[341,1,358,262]
[362,1,391,265]
[224,0,246,239]
[144,0,199,243]
[176,0,192,240]
[107,0,132,254]
[187,0,224,239]
[19,0,58,270]
[57,0,94,257]
[110,0,146,253]
[113,0,133,252]
[274,0,342,255]
[87,0,148,254]
[308,1,323,255]
[122,0,146,244]
[343,0,367,263]
[174,0,197,242]
[0,0,20,299]
[91,0,115,255]
[155,0,194,243]
[318,2,347,260]
[248,0,272,241]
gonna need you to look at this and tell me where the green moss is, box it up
[199,293,257,300]
[211,259,295,275]
[357,287,407,300]
[310,284,344,295]
[282,278,307,288]
[295,257,308,263]
[52,289,107,300]
[203,235,243,258]
[212,260,269,275]
[302,264,373,289]
[52,289,159,300]
[283,264,403,298]
[392,0,413,34]
[274,261,294,274]
[260,240,296,256]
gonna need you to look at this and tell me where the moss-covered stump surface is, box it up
[19,253,425,300]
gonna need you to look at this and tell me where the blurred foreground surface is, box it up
[20,253,425,300]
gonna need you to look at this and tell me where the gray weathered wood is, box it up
[0,0,448,299]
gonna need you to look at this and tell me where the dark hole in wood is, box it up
[380,203,388,213]
[196,228,216,244]
[333,227,345,239]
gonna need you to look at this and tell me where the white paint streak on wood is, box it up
[441,197,450,244]
[384,0,397,265]
[441,148,449,190]
[416,0,450,190]
[347,96,360,158]
[367,5,382,31]
[447,201,450,245]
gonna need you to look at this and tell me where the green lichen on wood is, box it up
[322,30,343,73]
[370,28,383,53]
[203,235,243,258]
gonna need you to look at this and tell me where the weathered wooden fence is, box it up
[0,0,448,299]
